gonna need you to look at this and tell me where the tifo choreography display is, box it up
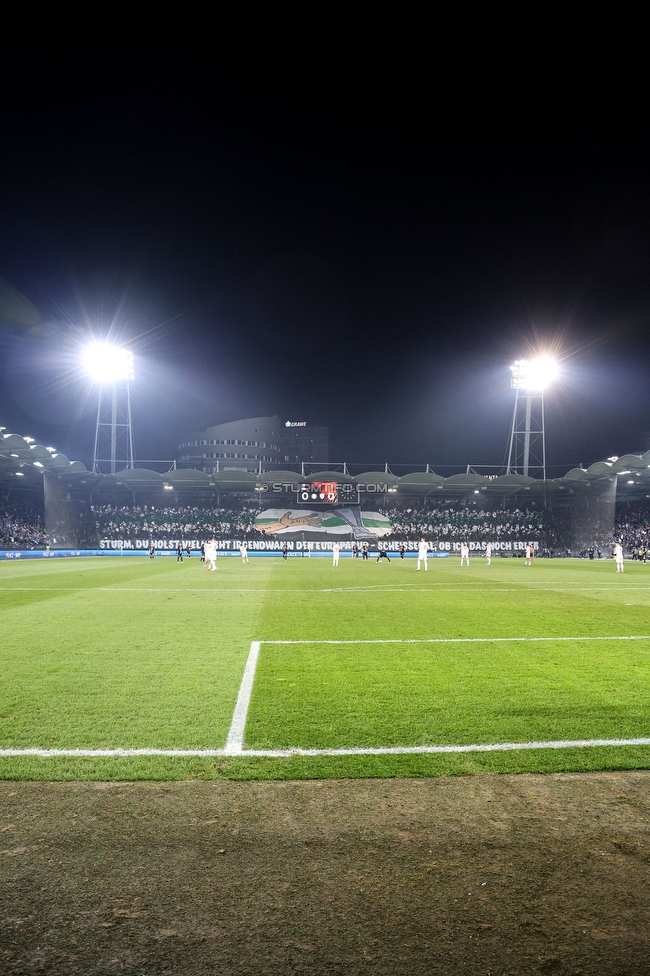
[3,495,650,555]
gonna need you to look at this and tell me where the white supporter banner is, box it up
[98,538,541,552]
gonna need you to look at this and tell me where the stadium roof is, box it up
[2,428,649,499]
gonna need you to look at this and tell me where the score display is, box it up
[299,481,338,504]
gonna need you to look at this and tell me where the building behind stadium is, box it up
[177,416,329,473]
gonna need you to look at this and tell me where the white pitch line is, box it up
[0,587,280,593]
[2,737,650,758]
[265,635,650,645]
[2,582,649,593]
[224,641,261,755]
[320,584,420,592]
[0,585,472,596]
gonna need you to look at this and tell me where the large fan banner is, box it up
[254,507,392,539]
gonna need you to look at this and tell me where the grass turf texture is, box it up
[1,555,649,780]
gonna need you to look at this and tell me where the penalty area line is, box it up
[2,737,650,759]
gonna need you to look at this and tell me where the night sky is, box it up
[1,18,649,474]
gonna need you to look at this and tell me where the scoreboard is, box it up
[299,481,338,504]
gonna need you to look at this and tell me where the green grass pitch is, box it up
[1,554,650,780]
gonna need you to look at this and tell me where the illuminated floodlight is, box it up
[33,462,43,467]
[607,456,619,462]
[15,471,24,477]
[506,355,558,478]
[82,343,135,384]
[85,342,136,472]
[46,447,56,452]
[23,436,34,443]
[510,357,557,391]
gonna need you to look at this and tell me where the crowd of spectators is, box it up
[91,504,263,540]
[544,506,576,549]
[383,507,545,542]
[615,504,650,551]
[565,503,650,555]
[91,502,548,543]
[4,496,650,552]
[1,498,47,549]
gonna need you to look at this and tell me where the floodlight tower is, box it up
[83,344,135,474]
[506,357,556,479]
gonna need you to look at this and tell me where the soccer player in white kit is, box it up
[332,542,340,566]
[614,542,624,572]
[460,542,469,566]
[204,539,217,571]
[239,542,249,564]
[485,542,492,565]
[417,538,428,571]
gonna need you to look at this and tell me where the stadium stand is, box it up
[91,504,263,540]
[0,491,644,553]
[1,498,48,549]
[614,504,650,552]
[91,503,549,544]
[383,507,545,541]
[88,501,647,554]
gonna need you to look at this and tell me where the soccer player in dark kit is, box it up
[376,548,391,563]
[282,541,288,560]
[177,543,183,562]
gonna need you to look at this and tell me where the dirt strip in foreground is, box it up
[1,772,650,975]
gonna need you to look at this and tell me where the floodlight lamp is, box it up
[607,456,619,462]
[510,356,557,391]
[33,461,43,467]
[82,343,135,383]
[15,471,24,476]
[46,447,56,452]
[23,436,34,443]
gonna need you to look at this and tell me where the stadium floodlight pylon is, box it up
[506,357,556,479]
[83,344,135,474]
